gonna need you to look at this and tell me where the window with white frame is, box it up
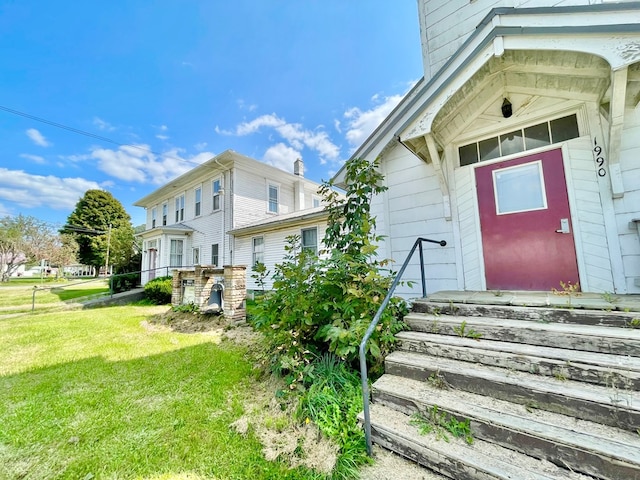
[268,184,279,213]
[301,227,318,256]
[170,239,184,267]
[312,196,321,208]
[175,194,185,222]
[211,243,219,266]
[195,187,202,217]
[252,236,264,265]
[192,247,200,265]
[212,178,221,211]
[151,207,157,228]
[162,203,168,226]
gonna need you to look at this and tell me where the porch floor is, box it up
[426,290,640,312]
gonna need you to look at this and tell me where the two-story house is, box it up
[134,150,325,286]
[334,0,640,296]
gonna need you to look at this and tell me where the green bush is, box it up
[144,275,173,304]
[110,272,140,293]
[251,157,408,389]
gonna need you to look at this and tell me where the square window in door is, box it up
[493,161,547,215]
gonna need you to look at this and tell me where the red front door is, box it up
[475,148,579,291]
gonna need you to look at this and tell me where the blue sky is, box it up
[0,1,423,227]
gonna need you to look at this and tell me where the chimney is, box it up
[294,158,304,177]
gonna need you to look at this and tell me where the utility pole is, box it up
[104,223,112,276]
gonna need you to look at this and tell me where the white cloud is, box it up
[88,145,214,185]
[156,134,169,141]
[233,114,341,165]
[93,117,116,132]
[263,143,301,172]
[194,142,208,151]
[0,168,101,210]
[26,128,51,147]
[0,202,12,217]
[20,154,46,164]
[343,94,404,149]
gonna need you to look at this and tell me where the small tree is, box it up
[65,190,136,275]
[0,215,59,282]
[252,157,408,388]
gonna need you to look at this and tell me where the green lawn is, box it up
[0,306,320,480]
[0,280,110,312]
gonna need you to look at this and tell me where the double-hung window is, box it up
[268,184,278,213]
[195,187,202,217]
[151,208,157,228]
[162,203,168,226]
[252,237,264,266]
[212,178,221,211]
[301,227,318,256]
[192,247,200,265]
[170,239,184,267]
[175,195,185,222]
[211,243,219,267]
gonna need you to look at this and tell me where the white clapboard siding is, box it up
[565,137,615,292]
[454,164,484,290]
[235,221,329,291]
[617,106,640,292]
[381,144,457,298]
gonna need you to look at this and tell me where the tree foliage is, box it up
[0,215,75,281]
[65,190,137,273]
[251,157,408,388]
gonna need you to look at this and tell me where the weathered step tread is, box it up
[404,312,640,355]
[364,403,595,480]
[396,330,640,372]
[387,350,640,410]
[373,374,640,479]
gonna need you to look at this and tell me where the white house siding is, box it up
[235,221,329,291]
[418,0,630,79]
[617,106,640,292]
[564,137,616,293]
[380,144,457,299]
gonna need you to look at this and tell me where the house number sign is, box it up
[593,138,607,177]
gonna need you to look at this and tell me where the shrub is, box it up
[110,272,140,293]
[144,275,173,304]
[251,157,408,389]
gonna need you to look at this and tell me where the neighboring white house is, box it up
[230,206,330,291]
[134,150,325,285]
[334,0,640,296]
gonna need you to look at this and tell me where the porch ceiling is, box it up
[404,50,618,162]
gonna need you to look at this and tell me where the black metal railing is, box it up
[359,237,446,456]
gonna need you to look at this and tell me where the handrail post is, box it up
[418,240,426,298]
[359,236,446,456]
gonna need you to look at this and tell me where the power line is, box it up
[0,104,204,168]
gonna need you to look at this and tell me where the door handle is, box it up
[555,218,571,234]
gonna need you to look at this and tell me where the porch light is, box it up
[502,98,513,118]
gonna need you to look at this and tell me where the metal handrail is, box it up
[359,236,446,456]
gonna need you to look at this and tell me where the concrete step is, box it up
[404,312,640,356]
[362,403,595,480]
[396,330,640,389]
[385,350,640,432]
[412,300,640,327]
[372,374,640,480]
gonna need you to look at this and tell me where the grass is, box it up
[0,305,319,479]
[0,279,110,312]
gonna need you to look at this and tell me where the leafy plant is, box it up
[143,275,172,304]
[410,405,473,445]
[453,321,482,339]
[251,261,270,294]
[172,302,199,314]
[251,157,408,388]
[551,280,581,296]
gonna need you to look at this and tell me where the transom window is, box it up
[459,114,579,167]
